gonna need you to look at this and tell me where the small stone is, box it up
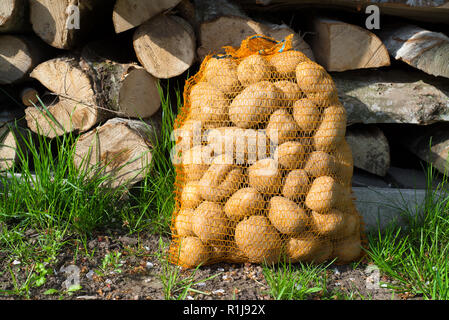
[146,262,154,270]
[217,268,225,272]
[76,295,97,300]
[105,279,112,285]
[212,289,225,295]
[86,270,94,280]
[12,260,20,265]
[196,282,206,287]
[186,296,194,300]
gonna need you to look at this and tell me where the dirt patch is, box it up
[0,230,420,300]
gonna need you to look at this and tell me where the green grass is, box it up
[0,81,178,297]
[366,164,449,300]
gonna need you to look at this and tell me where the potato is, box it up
[266,109,300,145]
[237,54,273,86]
[174,208,195,236]
[282,169,310,201]
[198,155,243,202]
[313,104,347,152]
[304,151,337,178]
[292,98,322,134]
[192,201,229,244]
[174,236,211,268]
[248,158,283,195]
[332,234,362,263]
[235,215,282,264]
[270,50,308,78]
[332,139,353,187]
[181,145,214,181]
[268,196,309,236]
[229,81,280,128]
[273,80,303,107]
[180,181,202,209]
[206,127,270,165]
[305,176,350,213]
[224,187,265,222]
[295,61,338,104]
[287,233,332,264]
[204,56,240,95]
[189,82,229,128]
[311,208,353,238]
[273,141,306,170]
[173,119,203,153]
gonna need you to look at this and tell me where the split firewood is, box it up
[113,0,182,33]
[0,0,30,33]
[194,0,314,60]
[25,49,161,138]
[310,17,390,71]
[133,14,196,79]
[0,35,52,84]
[73,117,159,188]
[29,0,113,49]
[379,24,449,79]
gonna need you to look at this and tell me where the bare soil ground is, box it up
[0,230,420,300]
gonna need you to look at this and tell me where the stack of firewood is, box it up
[1,0,449,186]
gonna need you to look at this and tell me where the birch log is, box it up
[379,24,449,79]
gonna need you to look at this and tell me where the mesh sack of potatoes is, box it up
[169,34,365,268]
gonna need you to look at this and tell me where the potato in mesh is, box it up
[295,61,338,103]
[248,158,283,195]
[198,155,243,202]
[189,82,229,128]
[304,151,338,178]
[181,145,214,181]
[314,104,347,152]
[237,54,273,86]
[206,127,270,165]
[268,196,310,236]
[235,215,282,264]
[270,50,308,79]
[286,233,333,264]
[229,81,281,129]
[266,109,300,145]
[305,176,350,213]
[180,180,202,209]
[282,169,310,201]
[224,187,266,222]
[174,236,211,268]
[273,80,303,107]
[174,208,195,236]
[332,139,354,187]
[274,141,307,170]
[192,201,229,244]
[292,98,322,135]
[204,56,240,95]
[332,234,362,263]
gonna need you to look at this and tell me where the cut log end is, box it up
[113,0,182,33]
[133,14,196,79]
[74,118,157,188]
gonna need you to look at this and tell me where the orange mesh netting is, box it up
[169,34,366,268]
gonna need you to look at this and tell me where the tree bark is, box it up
[0,122,28,172]
[379,24,449,79]
[133,14,196,79]
[310,17,390,71]
[113,0,182,33]
[73,117,159,188]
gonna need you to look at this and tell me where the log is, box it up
[73,117,159,188]
[0,0,29,33]
[345,125,390,176]
[332,68,449,125]
[310,17,390,72]
[399,123,449,175]
[20,87,40,107]
[194,0,314,60]
[133,14,196,79]
[113,0,182,33]
[379,24,449,79]
[0,123,28,172]
[25,53,161,138]
[0,35,52,84]
[239,0,449,24]
[29,0,113,49]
